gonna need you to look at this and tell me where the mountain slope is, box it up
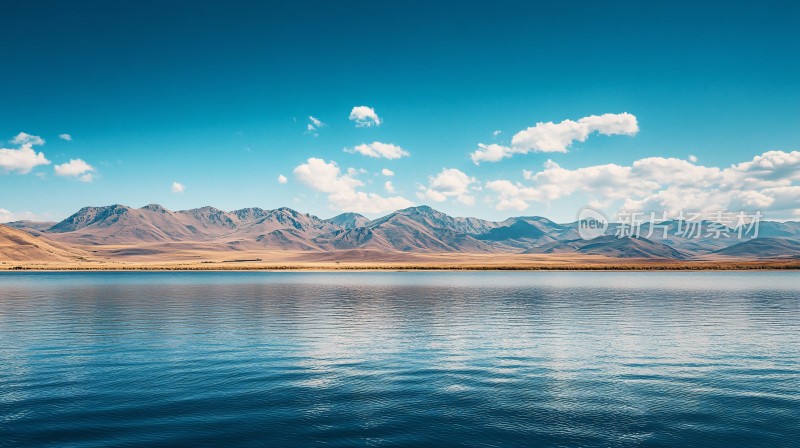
[712,238,800,259]
[756,221,800,238]
[365,207,498,252]
[4,220,58,236]
[370,206,497,235]
[0,224,88,262]
[534,235,688,259]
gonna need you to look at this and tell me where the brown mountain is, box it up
[10,203,800,261]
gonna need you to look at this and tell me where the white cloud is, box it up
[484,150,800,218]
[171,182,185,193]
[11,132,45,146]
[0,132,51,174]
[470,143,512,164]
[54,159,95,182]
[688,154,698,163]
[59,133,72,141]
[417,168,477,205]
[305,116,325,136]
[349,106,382,127]
[278,174,288,184]
[294,158,413,213]
[346,167,366,176]
[0,209,51,223]
[345,141,409,159]
[0,208,14,223]
[471,112,638,164]
[492,130,502,138]
[384,180,395,193]
[381,168,394,176]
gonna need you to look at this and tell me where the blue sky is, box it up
[2,1,799,223]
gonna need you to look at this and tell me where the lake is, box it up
[0,272,797,447]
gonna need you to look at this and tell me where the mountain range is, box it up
[3,204,800,264]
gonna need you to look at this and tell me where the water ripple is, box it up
[0,271,798,447]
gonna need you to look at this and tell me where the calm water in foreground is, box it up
[0,272,798,447]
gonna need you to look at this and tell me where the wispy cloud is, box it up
[171,181,185,193]
[305,116,326,136]
[11,132,45,146]
[0,208,51,223]
[345,142,409,159]
[59,133,72,141]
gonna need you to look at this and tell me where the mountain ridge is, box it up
[5,203,800,260]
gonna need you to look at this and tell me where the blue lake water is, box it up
[0,271,798,447]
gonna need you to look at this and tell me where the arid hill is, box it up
[0,224,89,263]
[4,204,800,265]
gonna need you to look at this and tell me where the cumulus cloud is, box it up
[384,181,395,193]
[294,158,413,213]
[417,168,477,205]
[471,113,638,164]
[59,133,72,141]
[484,150,800,218]
[278,174,288,184]
[171,181,185,193]
[381,168,394,176]
[349,106,382,127]
[54,159,95,182]
[0,132,51,174]
[345,141,409,159]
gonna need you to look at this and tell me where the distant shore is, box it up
[2,260,799,271]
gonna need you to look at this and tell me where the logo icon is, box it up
[577,207,608,240]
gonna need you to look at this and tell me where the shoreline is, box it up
[2,260,799,272]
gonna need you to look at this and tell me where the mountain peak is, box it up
[189,206,224,213]
[399,205,439,215]
[326,212,370,229]
[271,206,301,215]
[49,204,132,233]
[141,204,170,213]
